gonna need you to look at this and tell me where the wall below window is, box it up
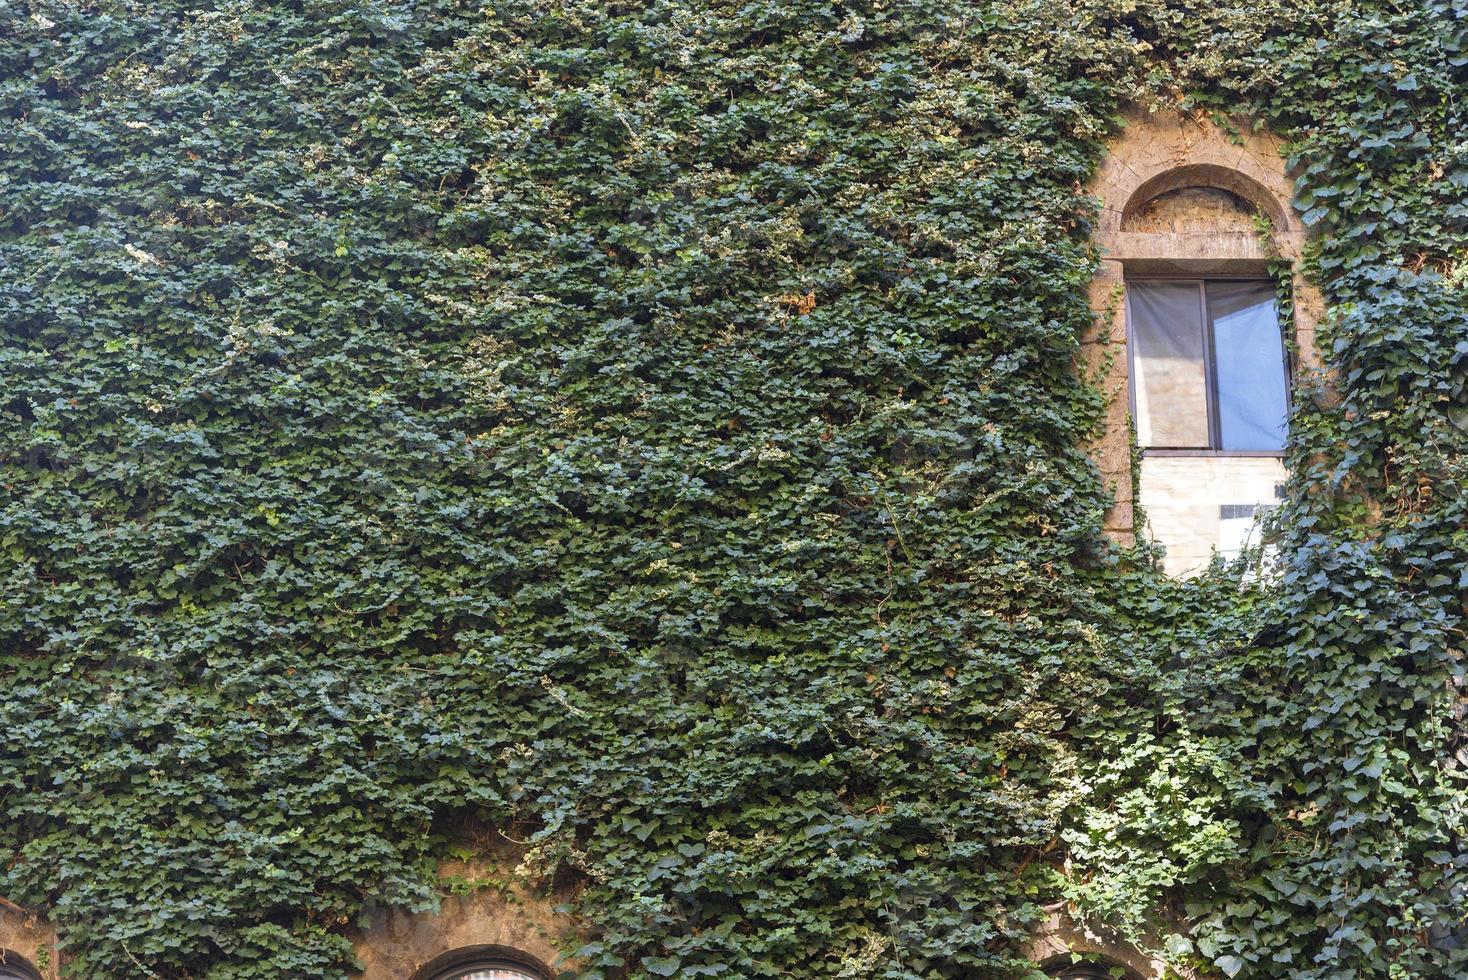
[1138,456,1287,576]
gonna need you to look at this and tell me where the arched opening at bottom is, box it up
[1044,955,1144,980]
[414,944,552,980]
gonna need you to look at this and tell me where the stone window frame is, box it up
[1082,109,1325,544]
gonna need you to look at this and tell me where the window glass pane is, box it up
[1208,281,1288,451]
[1128,280,1210,448]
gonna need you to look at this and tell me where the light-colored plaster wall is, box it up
[1139,455,1288,577]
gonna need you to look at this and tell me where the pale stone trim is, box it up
[1024,909,1197,979]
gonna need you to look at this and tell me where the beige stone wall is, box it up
[350,859,579,980]
[1081,259,1136,544]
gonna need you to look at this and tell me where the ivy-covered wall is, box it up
[0,1,1464,977]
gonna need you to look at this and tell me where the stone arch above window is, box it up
[1120,163,1289,234]
[1089,110,1305,256]
[1118,162,1292,236]
[349,857,578,980]
[1023,910,1186,979]
[1123,184,1260,234]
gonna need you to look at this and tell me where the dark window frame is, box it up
[1124,275,1293,458]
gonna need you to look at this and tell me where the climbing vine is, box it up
[0,0,1464,978]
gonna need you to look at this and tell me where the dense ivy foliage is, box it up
[0,0,1464,977]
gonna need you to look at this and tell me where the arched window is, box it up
[1084,111,1323,576]
[418,946,551,980]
